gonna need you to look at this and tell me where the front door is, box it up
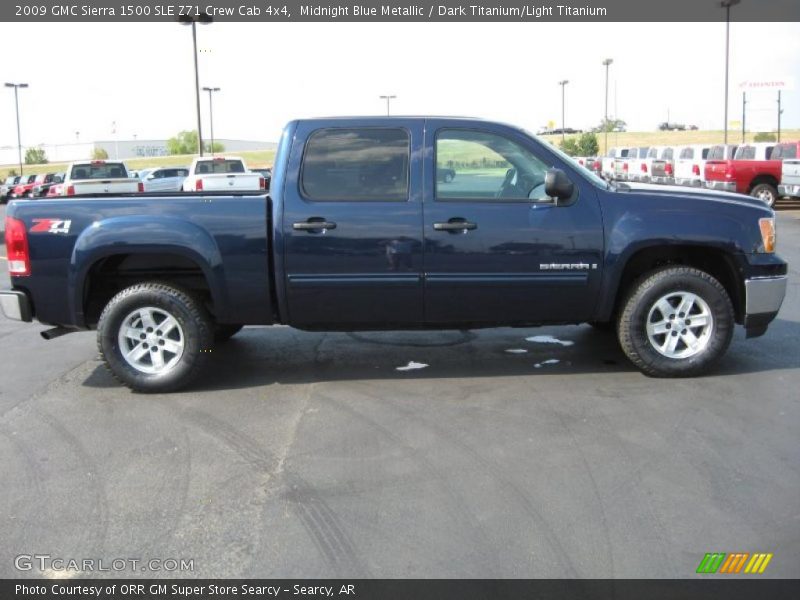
[282,120,424,328]
[422,122,604,325]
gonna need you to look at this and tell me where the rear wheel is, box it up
[751,183,778,208]
[617,267,734,377]
[97,282,213,392]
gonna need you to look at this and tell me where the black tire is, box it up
[97,282,214,393]
[444,172,454,183]
[617,267,734,377]
[215,324,243,342]
[750,183,778,208]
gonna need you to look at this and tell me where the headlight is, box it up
[758,217,776,253]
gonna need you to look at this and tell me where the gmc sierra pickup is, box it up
[1,117,788,392]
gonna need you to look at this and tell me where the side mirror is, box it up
[544,168,574,203]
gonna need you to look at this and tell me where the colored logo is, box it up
[696,552,773,574]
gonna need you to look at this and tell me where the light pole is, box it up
[202,86,221,155]
[558,80,569,142]
[111,121,119,159]
[721,0,741,144]
[379,95,396,116]
[179,12,213,156]
[602,59,613,155]
[5,82,28,176]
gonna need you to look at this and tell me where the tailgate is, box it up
[72,179,139,194]
[198,174,262,191]
[651,160,669,177]
[782,160,800,184]
[704,160,729,181]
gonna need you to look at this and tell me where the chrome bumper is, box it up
[675,177,702,187]
[745,276,787,316]
[705,180,737,193]
[0,290,32,322]
[778,184,800,197]
[651,176,675,185]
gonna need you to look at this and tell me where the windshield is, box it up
[71,163,128,179]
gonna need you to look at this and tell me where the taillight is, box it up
[623,163,629,171]
[665,163,673,175]
[692,164,700,176]
[66,185,75,196]
[258,177,266,190]
[137,182,144,193]
[5,217,31,276]
[641,163,648,173]
[196,179,204,191]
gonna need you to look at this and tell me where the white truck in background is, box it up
[182,156,266,192]
[775,143,800,200]
[600,147,631,180]
[673,144,712,187]
[61,160,142,196]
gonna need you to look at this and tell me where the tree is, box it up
[25,147,48,165]
[576,132,599,157]
[559,138,580,156]
[167,130,200,155]
[594,118,627,133]
[753,132,776,142]
[204,141,225,153]
[91,147,109,160]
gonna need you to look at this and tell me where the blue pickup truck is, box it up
[1,117,788,392]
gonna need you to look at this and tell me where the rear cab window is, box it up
[195,159,246,174]
[300,128,410,201]
[70,162,128,179]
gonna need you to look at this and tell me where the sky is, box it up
[0,21,798,147]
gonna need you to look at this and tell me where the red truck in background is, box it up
[703,142,793,207]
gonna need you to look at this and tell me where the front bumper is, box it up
[743,275,788,337]
[0,290,32,322]
[705,180,737,193]
[778,184,800,198]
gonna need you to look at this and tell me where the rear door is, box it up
[422,120,604,325]
[282,120,424,327]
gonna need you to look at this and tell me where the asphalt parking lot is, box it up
[0,204,798,579]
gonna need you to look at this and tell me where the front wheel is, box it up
[617,267,734,377]
[751,183,778,208]
[97,282,214,392]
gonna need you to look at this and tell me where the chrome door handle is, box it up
[293,220,337,231]
[433,220,477,232]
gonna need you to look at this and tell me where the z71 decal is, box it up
[30,219,72,234]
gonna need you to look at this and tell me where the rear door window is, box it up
[301,128,410,201]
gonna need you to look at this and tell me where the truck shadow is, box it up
[81,319,800,392]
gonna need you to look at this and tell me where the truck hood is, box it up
[611,182,772,213]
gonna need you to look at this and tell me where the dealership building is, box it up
[0,138,276,166]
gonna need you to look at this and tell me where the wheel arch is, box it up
[599,244,744,325]
[69,216,229,328]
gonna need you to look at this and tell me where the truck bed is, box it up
[5,192,275,328]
